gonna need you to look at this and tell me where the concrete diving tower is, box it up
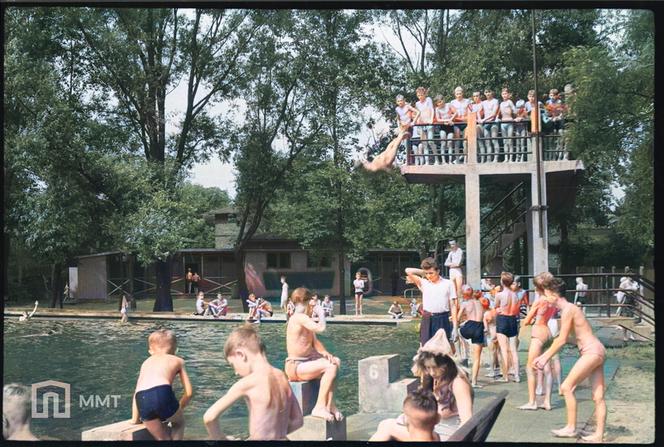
[400,111,584,287]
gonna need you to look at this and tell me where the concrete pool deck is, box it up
[3,307,407,325]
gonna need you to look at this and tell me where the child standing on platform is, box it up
[414,87,435,166]
[449,87,471,162]
[498,88,517,162]
[433,95,454,164]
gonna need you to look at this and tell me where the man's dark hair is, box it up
[420,257,439,271]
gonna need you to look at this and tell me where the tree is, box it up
[67,8,265,310]
[228,11,324,310]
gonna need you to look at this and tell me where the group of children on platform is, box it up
[370,85,569,169]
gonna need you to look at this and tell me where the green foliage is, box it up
[124,190,199,264]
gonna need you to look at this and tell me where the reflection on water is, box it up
[4,318,419,440]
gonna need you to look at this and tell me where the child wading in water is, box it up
[204,325,303,440]
[285,287,343,421]
[131,329,193,440]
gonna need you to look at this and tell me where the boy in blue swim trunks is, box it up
[457,287,486,388]
[131,329,193,440]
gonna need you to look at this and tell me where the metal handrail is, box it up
[481,209,528,251]
[481,197,527,244]
[480,182,526,226]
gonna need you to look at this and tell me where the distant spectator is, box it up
[480,274,494,292]
[256,298,273,321]
[192,272,201,295]
[186,268,193,295]
[246,293,259,322]
[195,292,206,316]
[280,275,289,311]
[207,294,228,318]
[410,298,420,317]
[574,277,588,315]
[322,295,334,317]
[3,384,39,440]
[388,301,404,319]
[120,295,129,323]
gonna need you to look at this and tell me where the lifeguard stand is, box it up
[401,110,584,287]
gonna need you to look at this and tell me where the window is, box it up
[267,252,291,269]
[307,253,332,269]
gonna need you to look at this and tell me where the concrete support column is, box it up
[528,170,548,283]
[465,172,481,288]
[464,112,481,287]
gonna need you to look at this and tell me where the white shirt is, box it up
[415,97,434,122]
[499,100,516,120]
[435,105,452,123]
[395,105,413,124]
[322,300,333,311]
[420,277,456,313]
[450,98,471,119]
[195,298,205,314]
[481,98,499,121]
[281,282,288,301]
[353,279,365,293]
[444,248,463,270]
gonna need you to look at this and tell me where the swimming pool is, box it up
[4,318,419,440]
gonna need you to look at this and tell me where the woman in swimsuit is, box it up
[371,330,473,441]
[519,294,557,411]
[533,272,607,443]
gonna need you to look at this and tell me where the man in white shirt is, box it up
[280,275,289,311]
[444,240,464,304]
[405,258,458,351]
[481,89,500,162]
[574,277,588,314]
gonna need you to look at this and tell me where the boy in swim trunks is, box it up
[457,287,486,388]
[204,325,303,440]
[131,329,193,440]
[369,389,441,442]
[285,287,343,421]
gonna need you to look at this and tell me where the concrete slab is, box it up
[81,420,153,441]
[4,308,402,325]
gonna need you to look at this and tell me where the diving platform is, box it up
[397,111,584,287]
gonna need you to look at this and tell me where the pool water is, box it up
[4,318,419,440]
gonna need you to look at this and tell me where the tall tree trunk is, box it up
[234,248,249,312]
[50,262,64,309]
[152,258,173,312]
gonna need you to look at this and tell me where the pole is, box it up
[531,10,545,239]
